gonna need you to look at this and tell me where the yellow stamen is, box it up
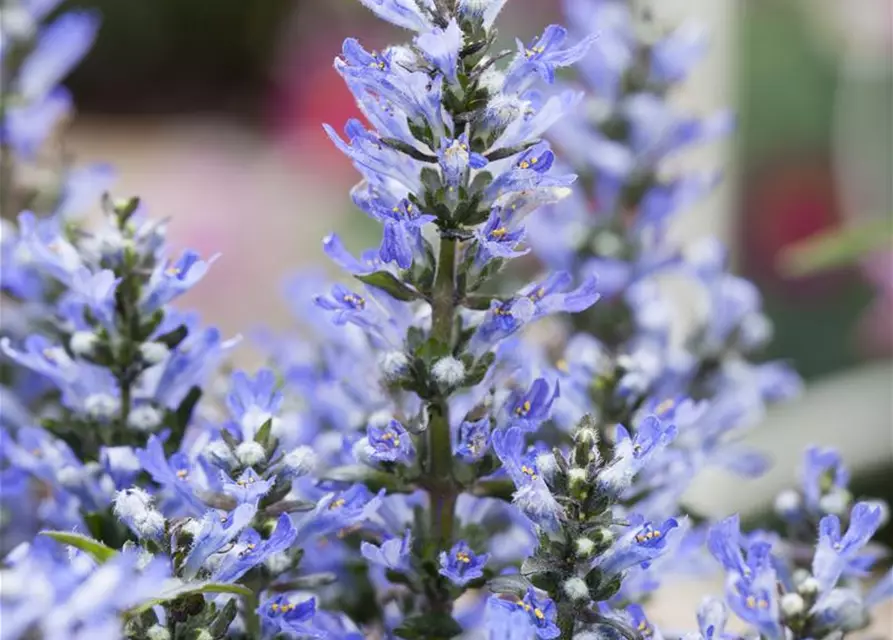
[329,497,346,510]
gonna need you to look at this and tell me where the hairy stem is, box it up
[426,236,459,614]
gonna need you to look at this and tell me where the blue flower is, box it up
[378,199,436,269]
[367,419,415,464]
[314,284,376,327]
[812,502,883,594]
[506,377,559,432]
[67,267,119,330]
[325,120,422,192]
[226,369,283,441]
[626,604,663,640]
[504,24,596,94]
[3,88,71,158]
[17,11,100,102]
[492,427,564,528]
[141,249,219,313]
[439,540,489,586]
[259,595,321,638]
[136,434,207,514]
[221,468,274,505]
[650,21,708,84]
[694,597,730,640]
[322,233,380,276]
[598,415,678,496]
[475,210,529,267]
[181,502,258,579]
[439,133,488,188]
[213,513,297,583]
[308,484,385,538]
[415,18,463,84]
[801,446,850,514]
[354,0,434,32]
[100,445,141,489]
[360,528,413,571]
[596,515,680,575]
[491,588,561,639]
[486,142,576,203]
[455,417,491,462]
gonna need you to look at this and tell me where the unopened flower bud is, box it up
[575,537,596,558]
[378,350,410,380]
[780,593,805,618]
[431,357,466,387]
[283,446,317,477]
[798,576,820,597]
[139,341,170,366]
[127,405,162,431]
[113,488,165,540]
[774,489,802,517]
[235,441,266,467]
[85,393,121,419]
[69,331,99,357]
[562,577,590,601]
[819,489,851,516]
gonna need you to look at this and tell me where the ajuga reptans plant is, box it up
[0,0,890,639]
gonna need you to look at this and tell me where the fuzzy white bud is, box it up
[146,626,171,640]
[127,405,162,431]
[378,350,410,380]
[139,341,170,366]
[69,331,99,357]
[264,551,291,574]
[203,440,236,469]
[193,631,213,640]
[780,593,805,618]
[798,576,820,597]
[568,467,588,486]
[562,577,590,601]
[113,488,165,539]
[431,357,466,387]
[575,538,596,558]
[85,393,121,419]
[819,488,851,516]
[180,518,202,538]
[774,489,802,516]
[283,446,317,477]
[235,441,266,467]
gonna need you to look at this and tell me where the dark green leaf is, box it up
[208,598,239,638]
[380,137,438,163]
[471,478,514,501]
[394,612,463,639]
[356,271,422,302]
[155,324,189,350]
[126,582,254,617]
[41,531,117,563]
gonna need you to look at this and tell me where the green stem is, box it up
[426,236,459,614]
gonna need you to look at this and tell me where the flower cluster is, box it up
[0,1,889,639]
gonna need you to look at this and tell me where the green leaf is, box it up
[416,337,451,363]
[155,324,189,350]
[780,218,893,276]
[255,417,273,446]
[40,531,118,563]
[208,598,239,638]
[126,582,254,617]
[322,466,402,492]
[356,271,423,302]
[463,352,495,388]
[394,612,463,639]
[380,137,438,163]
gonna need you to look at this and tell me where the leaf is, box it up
[592,614,639,640]
[394,612,463,639]
[780,217,892,276]
[471,478,514,501]
[41,531,118,563]
[487,574,531,597]
[208,598,239,638]
[126,582,254,617]
[521,556,559,578]
[154,324,189,350]
[255,418,273,446]
[356,271,423,302]
[380,137,438,163]
[321,466,402,492]
[263,499,317,516]
[463,294,502,311]
[463,352,495,388]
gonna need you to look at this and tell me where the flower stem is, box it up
[426,236,459,614]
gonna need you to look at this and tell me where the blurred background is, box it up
[55,0,893,570]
